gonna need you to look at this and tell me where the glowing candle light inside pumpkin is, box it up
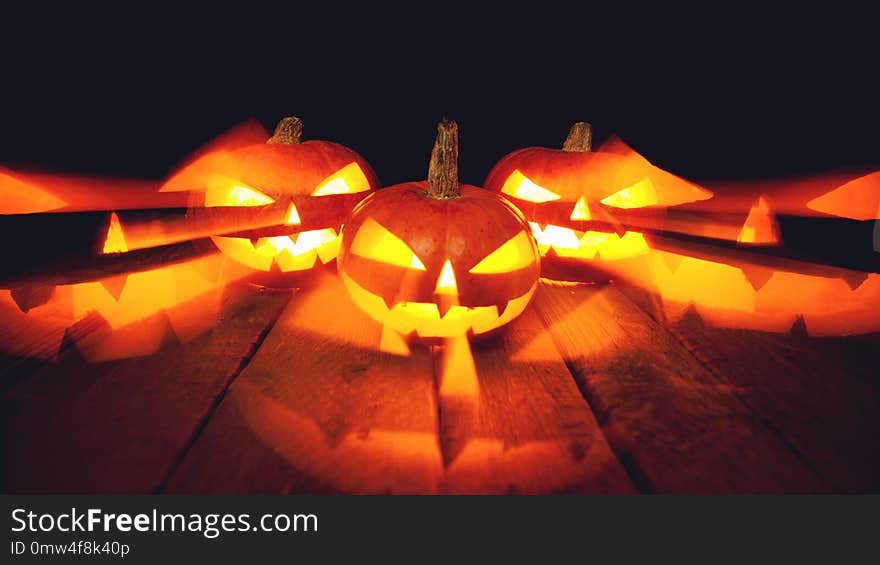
[338,119,541,341]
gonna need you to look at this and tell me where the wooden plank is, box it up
[615,277,880,492]
[0,240,209,288]
[664,312,880,493]
[436,305,636,494]
[163,272,443,494]
[0,284,291,493]
[532,279,829,493]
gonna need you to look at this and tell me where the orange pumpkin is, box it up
[179,117,379,287]
[337,119,540,341]
[485,122,712,264]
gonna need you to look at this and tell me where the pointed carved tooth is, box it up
[737,195,780,245]
[740,265,774,292]
[660,251,686,274]
[10,285,55,313]
[840,270,869,291]
[789,315,808,337]
[379,326,411,357]
[678,303,704,328]
[99,274,129,301]
[382,294,399,311]
[437,296,459,318]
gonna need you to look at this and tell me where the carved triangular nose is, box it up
[285,202,301,225]
[570,197,591,220]
[434,259,458,295]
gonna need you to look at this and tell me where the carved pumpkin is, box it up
[484,123,712,264]
[337,119,540,341]
[171,117,379,287]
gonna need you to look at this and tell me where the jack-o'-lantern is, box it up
[484,122,712,264]
[173,117,379,287]
[337,119,540,341]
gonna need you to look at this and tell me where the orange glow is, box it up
[0,252,255,362]
[230,377,443,494]
[597,247,880,336]
[102,212,129,254]
[501,170,561,203]
[435,260,458,294]
[103,198,296,254]
[438,335,480,399]
[0,288,75,360]
[206,183,274,207]
[737,195,780,245]
[285,202,302,225]
[198,175,349,273]
[600,178,659,209]
[0,168,185,213]
[595,136,714,206]
[570,197,591,220]
[469,232,536,274]
[349,217,427,270]
[341,272,537,338]
[806,171,880,220]
[311,162,372,196]
[212,228,340,273]
[528,222,650,261]
[68,253,253,361]
[0,170,68,214]
[379,325,412,357]
[159,119,271,193]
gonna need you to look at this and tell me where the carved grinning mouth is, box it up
[340,272,537,338]
[528,222,650,261]
[212,228,340,272]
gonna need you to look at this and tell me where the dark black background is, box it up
[1,9,878,279]
[2,9,878,185]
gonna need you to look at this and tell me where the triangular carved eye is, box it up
[205,183,275,207]
[501,170,561,203]
[312,162,371,196]
[600,178,658,209]
[806,171,880,221]
[350,217,426,270]
[469,232,536,274]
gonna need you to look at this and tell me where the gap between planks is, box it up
[151,287,293,493]
[164,274,635,494]
[616,279,880,493]
[532,278,831,493]
[1,283,293,494]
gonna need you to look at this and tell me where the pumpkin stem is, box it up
[426,118,460,199]
[562,121,592,152]
[267,116,304,145]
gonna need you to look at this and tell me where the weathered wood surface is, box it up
[615,279,880,493]
[3,273,879,494]
[166,275,633,493]
[164,272,441,494]
[532,279,829,493]
[1,284,291,493]
[667,314,880,493]
[436,305,635,493]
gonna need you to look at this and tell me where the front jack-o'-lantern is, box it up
[338,119,540,341]
[485,122,712,265]
[179,116,379,287]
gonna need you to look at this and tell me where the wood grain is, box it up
[0,284,291,493]
[667,312,880,493]
[615,277,880,492]
[436,306,636,493]
[532,279,829,493]
[164,272,442,494]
